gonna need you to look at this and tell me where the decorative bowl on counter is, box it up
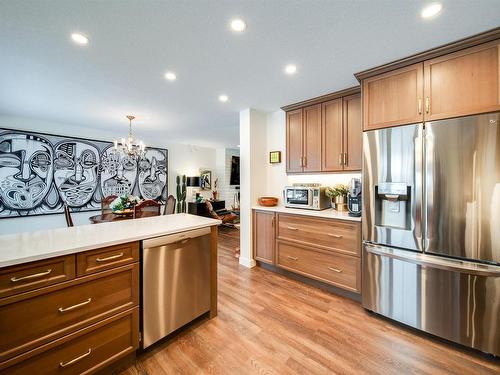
[258,197,278,207]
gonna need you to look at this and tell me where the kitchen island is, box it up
[0,214,221,374]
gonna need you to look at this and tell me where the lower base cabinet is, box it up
[0,242,140,374]
[277,240,360,293]
[253,209,361,294]
[3,307,138,375]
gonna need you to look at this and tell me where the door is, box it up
[321,99,343,171]
[424,41,500,121]
[362,123,423,251]
[425,112,500,264]
[253,210,275,264]
[343,93,362,170]
[286,109,303,172]
[363,63,424,130]
[303,104,322,172]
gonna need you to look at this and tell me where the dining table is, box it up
[88,212,132,224]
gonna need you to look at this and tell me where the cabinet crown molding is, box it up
[281,86,360,112]
[354,26,500,81]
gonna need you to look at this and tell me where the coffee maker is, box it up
[348,178,362,217]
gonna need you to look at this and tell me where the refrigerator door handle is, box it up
[365,244,500,277]
[414,124,424,248]
[424,126,435,251]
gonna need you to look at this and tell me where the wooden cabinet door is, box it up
[343,94,362,171]
[253,210,275,265]
[424,40,500,121]
[321,99,343,171]
[363,63,424,130]
[303,104,322,172]
[286,109,303,173]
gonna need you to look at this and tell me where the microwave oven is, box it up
[283,185,331,210]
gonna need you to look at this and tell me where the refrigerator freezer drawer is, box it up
[362,243,500,356]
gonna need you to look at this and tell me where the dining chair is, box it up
[163,195,176,215]
[101,195,118,214]
[63,203,74,227]
[134,199,161,219]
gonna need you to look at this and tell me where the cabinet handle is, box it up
[58,298,92,313]
[303,156,307,167]
[286,226,299,231]
[328,267,343,273]
[272,217,275,227]
[418,98,422,114]
[343,153,348,166]
[425,97,430,114]
[10,268,52,282]
[338,154,343,166]
[287,256,298,261]
[328,234,343,238]
[59,348,92,368]
[96,252,124,263]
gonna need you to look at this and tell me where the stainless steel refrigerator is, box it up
[362,112,500,356]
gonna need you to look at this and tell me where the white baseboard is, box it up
[239,256,256,268]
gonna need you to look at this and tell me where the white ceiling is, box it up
[0,1,499,148]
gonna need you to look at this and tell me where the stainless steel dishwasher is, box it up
[142,227,211,348]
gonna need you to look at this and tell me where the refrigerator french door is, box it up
[362,112,500,356]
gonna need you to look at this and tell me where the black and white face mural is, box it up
[138,149,167,200]
[0,128,167,218]
[0,133,53,210]
[53,140,100,207]
[100,146,138,197]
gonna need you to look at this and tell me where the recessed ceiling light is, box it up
[230,19,246,32]
[219,95,229,102]
[421,3,442,19]
[284,64,297,75]
[164,72,177,81]
[71,33,89,45]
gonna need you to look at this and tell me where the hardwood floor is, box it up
[117,226,500,375]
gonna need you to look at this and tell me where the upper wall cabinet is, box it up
[303,104,322,172]
[286,109,303,173]
[283,87,361,174]
[357,31,500,131]
[362,63,424,130]
[423,40,500,121]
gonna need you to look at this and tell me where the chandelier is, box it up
[113,115,146,158]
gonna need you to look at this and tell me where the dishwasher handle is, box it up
[143,227,211,248]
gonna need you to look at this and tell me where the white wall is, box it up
[0,114,217,235]
[239,109,267,268]
[215,147,239,209]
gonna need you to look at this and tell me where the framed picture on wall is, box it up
[269,151,281,164]
[200,169,211,190]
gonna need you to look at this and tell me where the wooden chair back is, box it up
[63,203,74,227]
[134,199,161,219]
[163,195,176,215]
[101,195,118,214]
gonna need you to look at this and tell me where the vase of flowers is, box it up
[110,194,141,214]
[325,184,349,211]
[212,178,219,201]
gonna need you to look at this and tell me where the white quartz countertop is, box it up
[0,214,221,268]
[252,205,361,222]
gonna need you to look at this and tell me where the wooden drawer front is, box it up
[0,256,75,299]
[277,241,360,293]
[0,263,138,362]
[76,241,139,276]
[277,214,361,256]
[2,307,139,375]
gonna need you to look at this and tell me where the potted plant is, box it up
[325,184,349,211]
[110,194,141,214]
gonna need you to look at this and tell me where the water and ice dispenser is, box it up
[375,182,411,230]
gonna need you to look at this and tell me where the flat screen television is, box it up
[230,156,240,186]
